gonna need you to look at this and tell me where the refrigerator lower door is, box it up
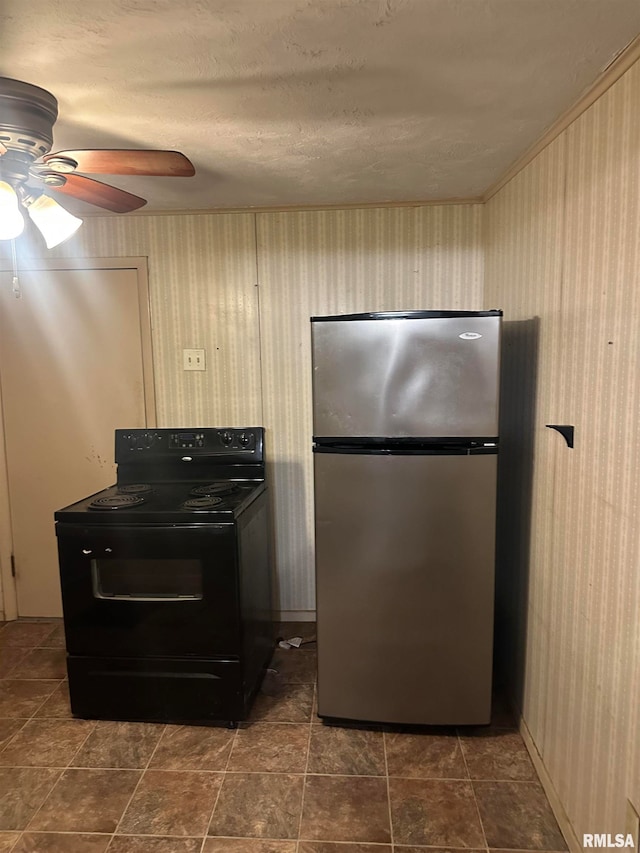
[314,449,497,725]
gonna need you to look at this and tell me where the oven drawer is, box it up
[67,655,245,724]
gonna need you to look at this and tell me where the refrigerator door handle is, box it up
[313,444,498,456]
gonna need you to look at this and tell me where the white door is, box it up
[0,264,154,617]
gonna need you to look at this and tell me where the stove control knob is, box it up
[239,432,252,447]
[220,431,233,446]
[128,434,138,450]
[143,432,155,449]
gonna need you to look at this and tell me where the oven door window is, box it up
[92,557,203,601]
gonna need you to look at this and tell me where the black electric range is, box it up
[55,426,274,727]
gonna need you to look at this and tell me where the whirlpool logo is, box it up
[458,331,482,340]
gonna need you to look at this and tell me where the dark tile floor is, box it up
[0,620,568,853]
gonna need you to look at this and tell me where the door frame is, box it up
[0,256,156,620]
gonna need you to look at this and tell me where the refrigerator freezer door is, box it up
[311,315,500,438]
[314,450,497,724]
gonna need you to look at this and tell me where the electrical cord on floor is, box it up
[276,635,317,648]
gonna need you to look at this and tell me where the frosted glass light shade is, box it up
[28,194,82,248]
[0,181,25,240]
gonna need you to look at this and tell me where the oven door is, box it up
[57,523,240,658]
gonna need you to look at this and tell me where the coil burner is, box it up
[182,496,224,510]
[117,484,153,495]
[89,495,145,510]
[190,483,240,498]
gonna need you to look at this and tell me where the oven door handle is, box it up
[93,592,203,602]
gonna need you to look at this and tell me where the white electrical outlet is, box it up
[183,349,206,371]
[626,799,640,849]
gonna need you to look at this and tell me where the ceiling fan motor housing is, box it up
[0,78,58,182]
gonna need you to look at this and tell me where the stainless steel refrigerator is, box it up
[311,309,502,725]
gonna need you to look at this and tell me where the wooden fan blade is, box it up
[43,149,195,177]
[41,173,147,213]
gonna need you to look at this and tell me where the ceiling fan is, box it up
[0,77,195,247]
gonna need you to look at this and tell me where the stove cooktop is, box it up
[54,480,265,525]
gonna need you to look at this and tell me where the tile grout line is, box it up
[64,715,98,769]
[5,624,60,659]
[294,684,315,848]
[1,637,64,681]
[6,827,22,852]
[457,728,490,851]
[19,712,98,836]
[200,724,239,852]
[0,759,549,783]
[0,717,30,757]
[382,730,395,852]
[0,750,548,783]
[9,837,21,853]
[108,722,169,849]
[0,647,29,679]
[14,767,64,840]
[25,676,67,721]
[2,662,87,842]
[36,623,59,648]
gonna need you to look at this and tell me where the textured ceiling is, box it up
[1,0,640,213]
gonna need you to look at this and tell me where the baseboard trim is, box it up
[275,610,317,622]
[519,715,582,853]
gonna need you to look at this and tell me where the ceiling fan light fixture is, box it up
[27,193,82,248]
[0,180,25,239]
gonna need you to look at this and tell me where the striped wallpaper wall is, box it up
[44,213,264,429]
[486,60,640,840]
[484,135,566,734]
[257,205,484,612]
[0,204,483,616]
